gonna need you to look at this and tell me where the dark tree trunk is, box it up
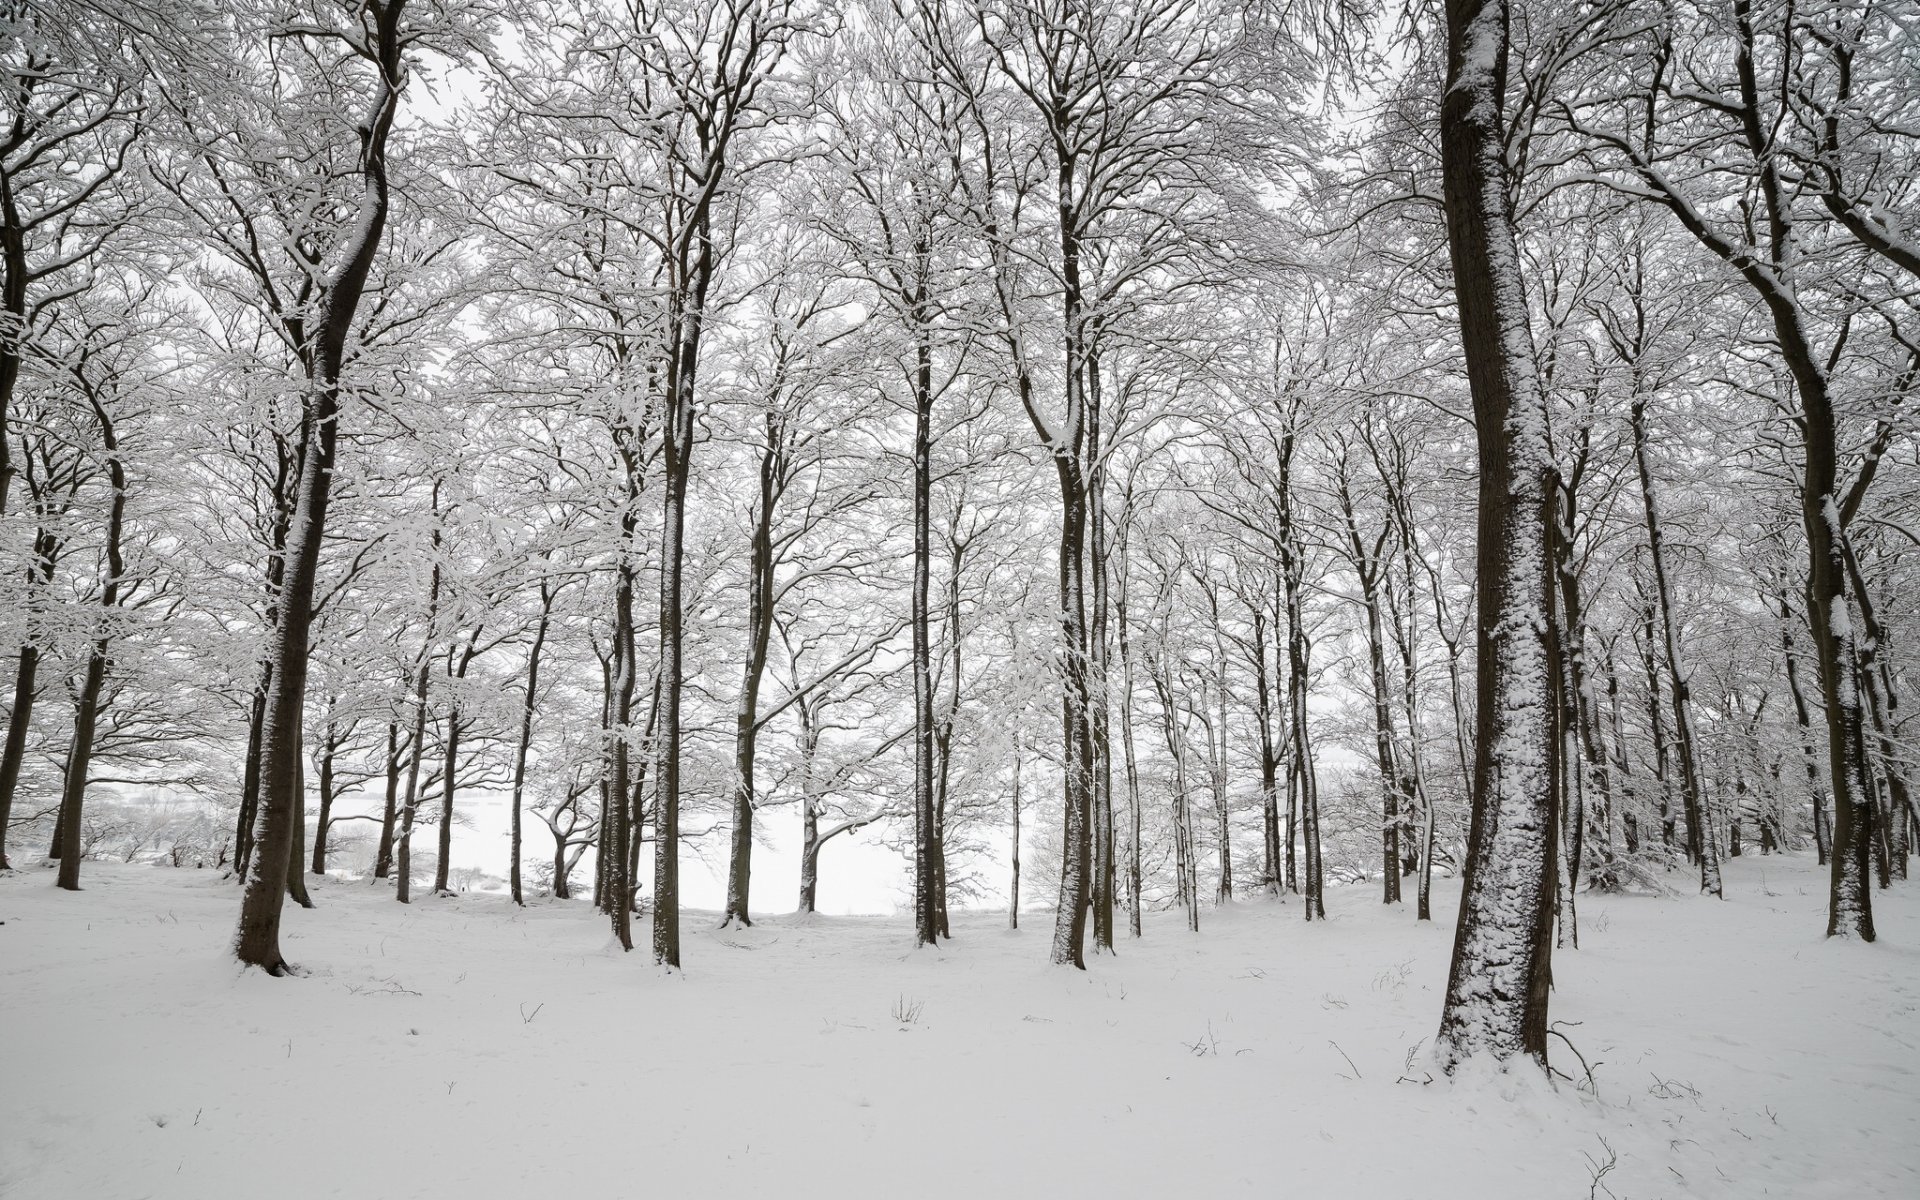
[374,720,400,878]
[434,700,460,895]
[0,531,55,871]
[1115,585,1144,937]
[54,651,108,891]
[1251,606,1282,898]
[723,403,783,929]
[509,584,557,907]
[1630,394,1719,895]
[1434,0,1559,1071]
[310,711,339,875]
[653,247,709,971]
[1009,729,1022,929]
[394,496,441,907]
[55,338,133,890]
[606,532,638,948]
[234,1,406,974]
[910,303,939,948]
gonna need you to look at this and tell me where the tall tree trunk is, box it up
[653,241,710,971]
[1086,344,1115,952]
[1434,0,1559,1071]
[606,535,638,948]
[394,491,441,907]
[909,303,939,949]
[234,1,406,973]
[286,717,312,909]
[509,584,556,907]
[1116,586,1145,937]
[54,651,108,891]
[1337,467,1404,905]
[1843,545,1910,883]
[56,344,133,890]
[723,410,781,928]
[1629,395,1719,896]
[434,698,460,895]
[1777,593,1829,863]
[1009,728,1021,930]
[310,710,339,875]
[1251,605,1282,897]
[374,720,400,879]
[1150,645,1199,932]
[0,530,55,870]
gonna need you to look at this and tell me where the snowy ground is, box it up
[3,854,1916,1200]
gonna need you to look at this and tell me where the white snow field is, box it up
[3,853,1916,1199]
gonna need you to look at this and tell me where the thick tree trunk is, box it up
[54,650,108,891]
[1434,0,1559,1071]
[233,1,405,973]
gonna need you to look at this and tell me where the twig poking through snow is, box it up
[1582,1135,1618,1200]
[1329,1040,1361,1080]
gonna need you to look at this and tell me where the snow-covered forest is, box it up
[4,0,1918,1195]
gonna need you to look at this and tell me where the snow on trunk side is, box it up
[1434,0,1559,1071]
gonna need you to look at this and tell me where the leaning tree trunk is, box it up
[233,0,406,974]
[1434,0,1560,1072]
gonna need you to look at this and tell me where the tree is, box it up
[1433,0,1559,1072]
[235,0,421,973]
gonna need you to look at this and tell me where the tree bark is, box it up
[233,0,406,973]
[509,583,557,907]
[374,720,400,879]
[1434,0,1559,1071]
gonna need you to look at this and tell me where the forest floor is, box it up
[3,852,1916,1199]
